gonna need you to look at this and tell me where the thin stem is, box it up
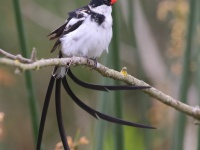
[197,0,200,149]
[112,4,124,150]
[172,0,197,149]
[12,0,39,146]
[197,49,200,150]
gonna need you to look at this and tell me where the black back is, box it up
[89,0,111,7]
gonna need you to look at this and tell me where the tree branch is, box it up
[1,49,200,121]
[0,48,37,63]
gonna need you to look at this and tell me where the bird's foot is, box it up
[85,57,98,70]
[66,59,72,68]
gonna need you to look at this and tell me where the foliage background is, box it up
[0,0,199,150]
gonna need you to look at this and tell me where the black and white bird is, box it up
[37,0,155,150]
[49,0,116,78]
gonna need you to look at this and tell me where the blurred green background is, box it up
[0,0,200,150]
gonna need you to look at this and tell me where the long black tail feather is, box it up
[67,68,151,92]
[37,76,55,150]
[55,79,70,150]
[62,77,155,129]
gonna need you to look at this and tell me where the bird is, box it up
[49,0,117,78]
[36,0,155,150]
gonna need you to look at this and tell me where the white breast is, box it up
[60,5,113,58]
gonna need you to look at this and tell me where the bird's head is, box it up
[109,0,117,5]
[90,0,117,7]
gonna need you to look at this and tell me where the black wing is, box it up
[47,5,90,53]
[49,20,84,53]
[68,5,91,18]
[47,21,69,40]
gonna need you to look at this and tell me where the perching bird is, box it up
[48,0,116,78]
[37,0,155,150]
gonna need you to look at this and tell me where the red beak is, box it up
[111,0,117,5]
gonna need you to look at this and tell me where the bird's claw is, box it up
[86,57,98,70]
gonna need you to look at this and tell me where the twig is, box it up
[0,48,36,63]
[1,49,200,121]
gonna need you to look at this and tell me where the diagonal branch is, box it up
[1,49,200,121]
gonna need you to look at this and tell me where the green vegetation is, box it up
[0,0,199,149]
